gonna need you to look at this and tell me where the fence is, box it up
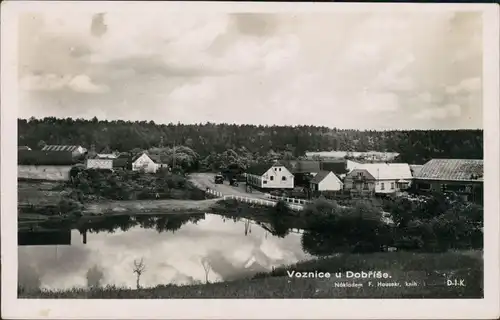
[205,189,304,211]
[264,193,311,206]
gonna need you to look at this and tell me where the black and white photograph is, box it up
[1,1,499,319]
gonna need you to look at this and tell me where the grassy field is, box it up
[19,250,483,299]
[18,181,68,206]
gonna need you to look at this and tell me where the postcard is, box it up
[1,1,499,319]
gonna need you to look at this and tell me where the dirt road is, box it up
[189,173,269,200]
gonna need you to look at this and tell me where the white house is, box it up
[246,162,294,189]
[344,163,413,194]
[132,153,159,173]
[309,171,343,192]
[86,158,114,170]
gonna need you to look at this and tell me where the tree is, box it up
[18,118,483,164]
[201,258,211,284]
[86,265,104,289]
[132,258,146,289]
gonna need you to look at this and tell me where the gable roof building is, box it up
[349,163,413,181]
[310,170,343,191]
[414,159,483,182]
[310,171,330,184]
[246,161,294,189]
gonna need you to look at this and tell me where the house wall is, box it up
[247,165,295,189]
[374,179,401,193]
[246,174,263,188]
[312,173,343,191]
[343,169,376,192]
[261,165,294,189]
[86,159,113,170]
[18,165,72,181]
[414,179,483,201]
[132,154,158,173]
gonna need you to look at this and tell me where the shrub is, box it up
[389,195,484,252]
[300,198,391,255]
[68,168,197,201]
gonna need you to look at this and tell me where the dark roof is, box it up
[41,145,82,152]
[18,150,77,165]
[415,159,483,181]
[131,152,148,162]
[409,164,424,177]
[281,160,321,173]
[310,171,335,184]
[149,154,169,164]
[246,163,274,176]
[320,160,347,174]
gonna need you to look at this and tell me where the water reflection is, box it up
[18,213,311,291]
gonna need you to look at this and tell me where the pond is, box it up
[18,213,312,290]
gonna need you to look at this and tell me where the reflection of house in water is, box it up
[18,229,72,246]
[18,229,90,245]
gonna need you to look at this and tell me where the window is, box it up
[270,176,274,181]
[363,183,369,190]
[391,182,395,190]
[279,168,282,171]
[381,183,385,190]
[263,180,267,184]
[417,183,431,191]
[282,176,287,181]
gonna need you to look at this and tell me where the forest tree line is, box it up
[18,117,483,165]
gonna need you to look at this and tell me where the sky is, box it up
[17,8,483,129]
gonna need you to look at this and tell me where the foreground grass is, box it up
[19,251,483,299]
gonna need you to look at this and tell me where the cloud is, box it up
[361,91,400,112]
[446,77,482,94]
[68,74,109,93]
[414,104,462,120]
[17,10,483,129]
[90,13,107,38]
[18,218,308,290]
[20,74,108,93]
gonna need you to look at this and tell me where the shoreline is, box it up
[18,250,483,299]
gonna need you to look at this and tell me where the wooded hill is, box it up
[18,117,483,165]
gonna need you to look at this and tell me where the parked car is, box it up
[229,178,239,186]
[214,174,224,184]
